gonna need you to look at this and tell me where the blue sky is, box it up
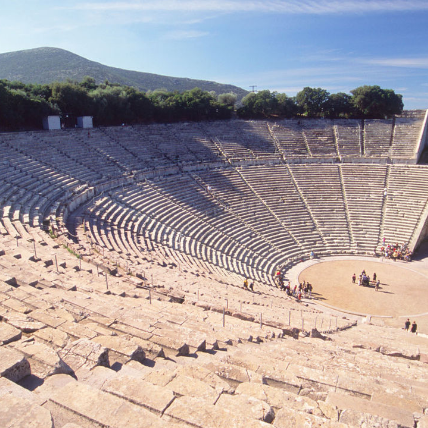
[1,0,428,108]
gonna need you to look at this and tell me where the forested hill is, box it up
[0,47,248,99]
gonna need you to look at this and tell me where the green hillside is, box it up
[0,47,248,99]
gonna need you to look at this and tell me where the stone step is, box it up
[326,390,415,428]
[0,346,31,382]
[164,395,272,428]
[0,394,54,428]
[45,380,176,428]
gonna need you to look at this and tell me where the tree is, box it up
[296,87,330,117]
[326,92,353,118]
[50,82,93,116]
[276,93,298,118]
[218,92,237,107]
[238,90,279,118]
[80,76,97,91]
[351,85,403,118]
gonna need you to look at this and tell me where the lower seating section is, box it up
[289,164,352,252]
[0,234,427,428]
[238,164,325,255]
[341,164,387,252]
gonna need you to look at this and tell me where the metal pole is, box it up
[55,255,58,273]
[149,289,151,304]
[288,310,291,325]
[105,274,109,290]
[223,308,225,327]
[33,241,37,259]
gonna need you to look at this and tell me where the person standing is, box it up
[404,319,411,331]
[411,321,417,334]
[352,273,356,283]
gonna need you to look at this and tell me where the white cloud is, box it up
[363,57,428,68]
[163,30,209,40]
[63,0,428,15]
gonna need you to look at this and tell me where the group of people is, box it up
[243,278,254,291]
[404,318,418,334]
[275,271,313,300]
[380,242,412,262]
[352,270,381,291]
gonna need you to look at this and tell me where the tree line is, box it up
[0,77,403,130]
[238,86,403,119]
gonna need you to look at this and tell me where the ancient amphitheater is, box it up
[1,112,428,427]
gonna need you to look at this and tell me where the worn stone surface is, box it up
[235,382,322,416]
[151,334,190,356]
[165,395,272,428]
[129,337,165,359]
[0,347,31,382]
[12,340,74,378]
[174,365,233,394]
[339,408,401,428]
[48,381,167,428]
[58,321,98,339]
[0,394,53,428]
[58,338,109,373]
[0,321,22,345]
[1,297,32,314]
[216,392,275,423]
[102,374,176,414]
[92,334,146,363]
[0,376,44,405]
[327,391,415,428]
[34,373,77,402]
[371,391,424,414]
[32,326,69,349]
[418,415,428,428]
[204,361,263,385]
[166,373,222,404]
[3,313,47,333]
[143,368,177,387]
[76,365,116,389]
[29,309,68,328]
[273,406,331,427]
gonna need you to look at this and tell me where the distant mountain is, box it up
[0,47,248,99]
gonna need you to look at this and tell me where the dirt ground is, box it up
[298,256,428,334]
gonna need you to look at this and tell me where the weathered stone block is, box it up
[0,347,30,382]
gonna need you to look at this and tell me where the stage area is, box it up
[298,259,428,331]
